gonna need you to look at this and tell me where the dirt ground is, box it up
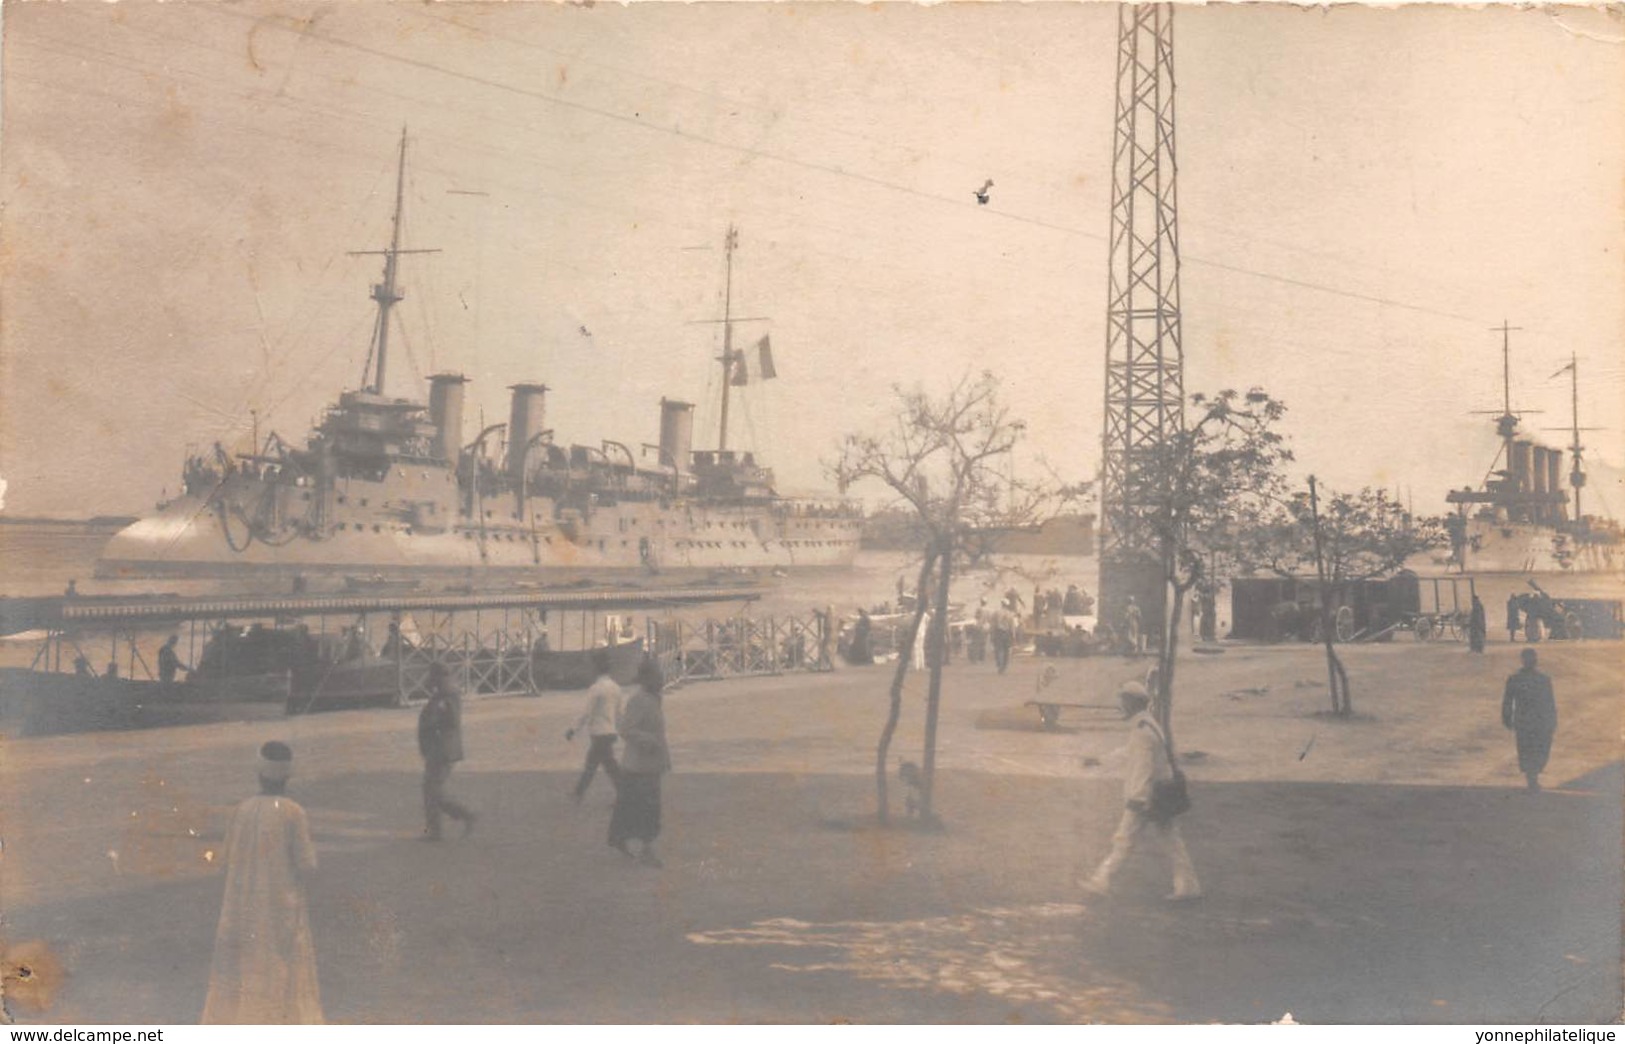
[1,635,1620,1023]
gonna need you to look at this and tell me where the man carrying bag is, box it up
[1080,681,1201,902]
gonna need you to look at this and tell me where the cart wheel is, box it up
[1414,618,1435,642]
[1335,605,1356,643]
[1446,614,1466,642]
[1563,612,1582,641]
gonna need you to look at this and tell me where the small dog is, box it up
[899,760,924,819]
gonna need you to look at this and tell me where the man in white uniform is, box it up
[568,648,624,800]
[202,741,322,1023]
[1081,682,1201,902]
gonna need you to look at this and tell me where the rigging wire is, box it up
[197,5,1496,326]
[17,7,1614,472]
[404,4,1494,312]
[22,19,1496,331]
[3,56,396,423]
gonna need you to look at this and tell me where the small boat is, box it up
[533,638,645,690]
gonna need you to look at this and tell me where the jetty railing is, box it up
[649,610,834,687]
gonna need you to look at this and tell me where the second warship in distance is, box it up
[1433,324,1621,574]
[97,133,862,587]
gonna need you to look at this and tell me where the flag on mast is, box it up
[757,334,776,380]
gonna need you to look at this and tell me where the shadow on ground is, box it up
[5,764,1619,1024]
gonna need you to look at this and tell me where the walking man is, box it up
[991,605,1014,674]
[1506,594,1522,644]
[419,662,476,840]
[1123,597,1144,656]
[1502,648,1557,792]
[1468,594,1487,654]
[202,742,322,1023]
[568,648,623,800]
[1081,681,1201,902]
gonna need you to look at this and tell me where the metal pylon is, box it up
[1099,2,1185,632]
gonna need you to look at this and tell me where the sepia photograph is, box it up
[0,0,1621,1026]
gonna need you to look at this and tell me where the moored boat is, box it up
[1422,331,1621,575]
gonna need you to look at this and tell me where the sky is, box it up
[1,1,1621,520]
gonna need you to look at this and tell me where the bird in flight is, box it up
[974,179,994,205]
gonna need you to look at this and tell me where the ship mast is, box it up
[717,225,739,451]
[689,225,767,450]
[1563,353,1587,519]
[1491,320,1524,454]
[371,130,409,394]
[351,127,438,396]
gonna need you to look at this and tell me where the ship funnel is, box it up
[659,398,694,472]
[1510,440,1533,522]
[1547,448,1564,520]
[427,373,468,463]
[507,383,549,482]
[1510,440,1532,492]
[1531,446,1550,523]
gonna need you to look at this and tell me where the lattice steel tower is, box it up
[1099,2,1185,634]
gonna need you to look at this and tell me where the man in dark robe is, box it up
[1467,595,1487,654]
[847,609,874,665]
[1505,594,1521,643]
[1502,648,1557,792]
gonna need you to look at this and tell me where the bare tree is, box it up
[1120,389,1293,741]
[831,372,1085,824]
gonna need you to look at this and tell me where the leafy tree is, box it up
[831,372,1085,824]
[1236,481,1448,715]
[1241,485,1448,586]
[1118,389,1293,741]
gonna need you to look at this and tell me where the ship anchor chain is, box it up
[216,488,307,553]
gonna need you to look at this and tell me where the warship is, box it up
[1433,325,1621,574]
[97,134,862,587]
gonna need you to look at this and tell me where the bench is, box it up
[1025,699,1120,730]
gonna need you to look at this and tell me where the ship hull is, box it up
[97,488,861,584]
[1411,519,1624,576]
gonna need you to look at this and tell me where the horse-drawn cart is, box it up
[1398,575,1475,642]
[1231,573,1478,643]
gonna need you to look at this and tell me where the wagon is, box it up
[1230,573,1477,643]
[1394,575,1477,642]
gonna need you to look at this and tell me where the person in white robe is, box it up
[1080,682,1201,902]
[912,611,932,671]
[201,741,322,1024]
